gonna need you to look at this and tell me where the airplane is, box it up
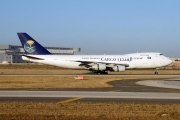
[17,33,172,74]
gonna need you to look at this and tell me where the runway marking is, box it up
[58,97,83,104]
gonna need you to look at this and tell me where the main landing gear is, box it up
[155,68,159,75]
[93,70,108,74]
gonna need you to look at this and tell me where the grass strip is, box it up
[0,102,179,120]
[0,76,179,89]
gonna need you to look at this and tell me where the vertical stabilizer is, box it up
[17,33,51,55]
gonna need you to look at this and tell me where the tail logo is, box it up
[24,40,36,53]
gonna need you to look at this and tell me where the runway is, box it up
[1,90,180,98]
[0,90,180,103]
[0,74,180,103]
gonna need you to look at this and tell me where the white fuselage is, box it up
[22,52,172,70]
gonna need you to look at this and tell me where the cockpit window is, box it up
[159,54,163,55]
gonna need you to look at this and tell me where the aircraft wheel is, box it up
[100,71,108,74]
[104,72,108,74]
[155,68,159,75]
[93,71,97,74]
[93,71,101,74]
[155,71,158,74]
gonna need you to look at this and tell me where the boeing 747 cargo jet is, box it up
[17,33,172,74]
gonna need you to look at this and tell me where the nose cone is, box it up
[156,56,173,68]
[164,58,172,66]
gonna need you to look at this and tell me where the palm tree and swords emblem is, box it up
[24,40,36,53]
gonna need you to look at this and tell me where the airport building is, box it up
[0,45,81,63]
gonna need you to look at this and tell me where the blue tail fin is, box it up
[17,33,51,55]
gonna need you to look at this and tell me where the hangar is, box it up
[0,45,80,63]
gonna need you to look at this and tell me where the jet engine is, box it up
[91,63,106,70]
[112,65,125,72]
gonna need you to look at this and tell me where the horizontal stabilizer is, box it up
[22,55,44,60]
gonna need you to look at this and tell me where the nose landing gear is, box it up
[155,68,159,74]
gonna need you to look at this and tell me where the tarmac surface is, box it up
[0,74,180,104]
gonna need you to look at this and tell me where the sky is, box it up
[0,0,180,57]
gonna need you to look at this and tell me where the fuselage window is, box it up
[147,57,151,59]
[159,54,163,55]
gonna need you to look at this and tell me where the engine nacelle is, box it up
[112,65,125,72]
[91,63,106,71]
